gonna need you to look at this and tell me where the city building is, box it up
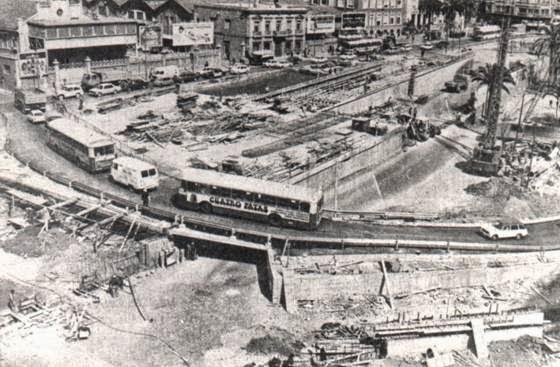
[307,0,406,37]
[0,0,137,90]
[195,2,308,62]
[483,0,553,23]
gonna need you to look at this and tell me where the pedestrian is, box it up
[141,189,150,207]
[8,289,17,313]
[78,94,84,111]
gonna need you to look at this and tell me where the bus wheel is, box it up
[200,202,212,214]
[268,214,282,227]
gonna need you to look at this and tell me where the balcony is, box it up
[273,29,292,37]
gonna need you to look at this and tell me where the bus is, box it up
[340,38,383,56]
[46,118,116,173]
[471,25,501,41]
[175,168,324,229]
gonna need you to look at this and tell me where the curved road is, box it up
[2,102,559,248]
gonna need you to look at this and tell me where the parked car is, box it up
[230,64,250,75]
[444,74,469,93]
[263,59,292,69]
[420,42,434,51]
[198,67,223,79]
[308,56,328,64]
[173,71,198,84]
[57,84,83,99]
[479,222,529,240]
[120,78,149,92]
[27,109,46,124]
[153,77,175,87]
[89,83,121,97]
[339,54,357,61]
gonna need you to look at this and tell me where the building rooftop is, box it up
[0,0,37,31]
[28,15,137,27]
[195,1,308,12]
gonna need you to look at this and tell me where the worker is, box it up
[8,289,18,313]
[78,94,84,111]
[141,189,150,207]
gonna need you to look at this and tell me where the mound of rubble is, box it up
[488,336,556,367]
[465,177,526,199]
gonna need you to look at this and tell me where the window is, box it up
[276,19,282,31]
[225,19,231,30]
[396,17,400,24]
[265,21,271,32]
[287,19,293,30]
[321,0,328,4]
[127,24,136,34]
[389,17,394,24]
[296,20,302,31]
[116,24,127,34]
[58,27,69,38]
[264,41,271,50]
[104,24,116,35]
[47,28,57,39]
[294,39,302,50]
[253,21,260,33]
[94,25,104,35]
[253,42,260,51]
[83,25,93,36]
[99,5,107,16]
[128,10,135,19]
[3,64,10,73]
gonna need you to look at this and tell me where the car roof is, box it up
[113,156,156,171]
[30,109,43,114]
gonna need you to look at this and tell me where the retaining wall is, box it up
[283,261,560,310]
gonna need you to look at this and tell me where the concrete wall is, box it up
[49,49,222,86]
[291,130,403,209]
[386,333,471,358]
[283,261,560,310]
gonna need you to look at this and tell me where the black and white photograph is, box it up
[1,0,560,366]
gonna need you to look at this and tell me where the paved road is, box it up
[4,101,560,248]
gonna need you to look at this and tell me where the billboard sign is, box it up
[172,22,214,46]
[307,15,336,34]
[139,24,162,51]
[18,52,47,78]
[342,12,366,29]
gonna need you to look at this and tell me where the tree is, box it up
[440,0,478,38]
[419,0,443,28]
[531,25,560,86]
[471,63,516,117]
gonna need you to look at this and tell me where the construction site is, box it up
[3,13,560,367]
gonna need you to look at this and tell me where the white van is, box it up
[110,157,159,191]
[150,65,179,80]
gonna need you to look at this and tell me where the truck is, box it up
[14,88,47,114]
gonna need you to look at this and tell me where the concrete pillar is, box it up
[85,56,92,75]
[53,59,61,94]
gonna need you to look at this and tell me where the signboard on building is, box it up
[139,24,162,51]
[342,13,367,29]
[18,52,47,78]
[307,14,336,34]
[172,22,214,47]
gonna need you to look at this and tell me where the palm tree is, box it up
[531,25,560,86]
[471,63,516,117]
[419,0,443,29]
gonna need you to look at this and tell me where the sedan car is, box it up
[120,78,149,92]
[480,223,529,240]
[173,71,198,84]
[89,83,121,97]
[57,84,83,99]
[263,59,292,69]
[27,109,46,124]
[153,77,175,87]
[230,64,250,75]
[198,67,224,79]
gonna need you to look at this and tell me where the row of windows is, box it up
[45,23,136,40]
[253,19,303,33]
[252,39,303,51]
[49,129,89,155]
[182,181,311,212]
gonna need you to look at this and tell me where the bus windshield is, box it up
[94,145,115,157]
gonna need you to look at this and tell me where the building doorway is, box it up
[274,39,283,57]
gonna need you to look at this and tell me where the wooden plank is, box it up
[75,204,102,217]
[48,197,79,210]
[380,260,394,310]
[7,189,48,206]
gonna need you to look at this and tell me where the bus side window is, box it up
[262,195,276,206]
[300,202,310,212]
